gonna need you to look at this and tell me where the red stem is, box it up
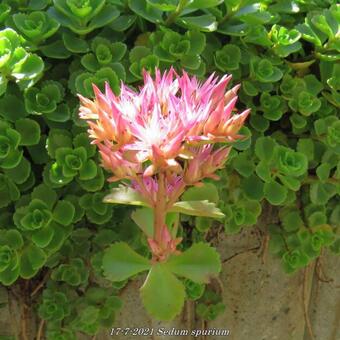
[154,172,167,245]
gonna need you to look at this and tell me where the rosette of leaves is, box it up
[269,24,302,57]
[150,29,206,75]
[270,214,335,274]
[314,115,340,155]
[281,248,309,273]
[69,292,122,334]
[240,136,309,206]
[13,11,60,45]
[51,257,89,286]
[0,229,23,285]
[79,192,113,225]
[73,65,125,97]
[49,146,97,185]
[0,244,20,285]
[250,56,283,83]
[214,44,241,72]
[242,25,271,47]
[45,326,75,340]
[297,4,340,61]
[184,279,205,300]
[13,185,75,251]
[223,199,262,234]
[81,37,127,72]
[314,115,340,153]
[38,289,71,321]
[326,119,340,150]
[3,0,50,11]
[128,46,159,80]
[259,92,287,121]
[44,130,103,191]
[0,28,44,95]
[289,91,322,116]
[24,80,71,121]
[196,289,225,321]
[48,0,120,35]
[0,121,22,169]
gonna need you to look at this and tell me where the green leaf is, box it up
[310,182,337,205]
[176,15,217,32]
[264,180,288,205]
[3,156,31,184]
[103,186,149,206]
[15,118,41,146]
[128,0,163,23]
[32,224,54,248]
[140,263,185,321]
[181,183,219,204]
[241,174,264,200]
[277,174,301,191]
[131,207,154,238]
[171,200,224,219]
[255,136,276,162]
[40,39,72,59]
[110,15,136,31]
[147,0,177,11]
[233,153,255,177]
[20,247,41,279]
[281,211,303,232]
[78,159,97,180]
[187,0,223,9]
[12,54,44,80]
[102,242,151,281]
[166,243,221,283]
[5,230,24,249]
[62,32,89,53]
[0,94,27,122]
[31,184,57,210]
[186,31,206,55]
[316,163,331,182]
[53,200,75,226]
[88,5,120,32]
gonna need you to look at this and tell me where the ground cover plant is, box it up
[0,0,339,339]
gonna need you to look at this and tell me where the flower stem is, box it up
[154,172,167,245]
[165,0,189,26]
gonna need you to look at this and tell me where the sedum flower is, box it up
[79,68,249,260]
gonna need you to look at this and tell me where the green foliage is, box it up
[102,242,151,282]
[166,242,221,283]
[0,0,338,334]
[102,242,221,320]
[0,28,44,95]
[51,257,89,286]
[196,289,225,321]
[141,262,185,321]
[48,0,119,35]
[184,279,205,300]
[13,11,60,44]
[38,290,71,321]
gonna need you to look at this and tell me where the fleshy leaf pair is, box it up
[102,242,221,320]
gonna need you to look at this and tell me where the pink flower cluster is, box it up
[79,68,249,260]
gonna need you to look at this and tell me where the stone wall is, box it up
[0,228,339,340]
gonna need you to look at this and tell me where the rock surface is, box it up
[0,228,339,340]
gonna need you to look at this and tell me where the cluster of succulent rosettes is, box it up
[79,68,249,259]
[0,28,44,96]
